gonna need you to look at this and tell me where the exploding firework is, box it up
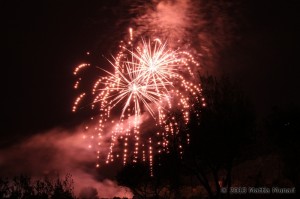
[73,29,205,175]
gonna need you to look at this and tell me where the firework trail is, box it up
[72,0,235,175]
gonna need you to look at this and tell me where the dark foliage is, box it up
[266,106,300,198]
[116,152,185,199]
[79,187,99,199]
[182,76,255,199]
[0,174,76,199]
[116,162,158,199]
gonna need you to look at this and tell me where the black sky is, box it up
[2,1,126,145]
[221,0,299,115]
[2,0,299,146]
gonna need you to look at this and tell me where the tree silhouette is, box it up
[266,105,300,198]
[0,177,9,198]
[183,76,255,199]
[51,174,75,199]
[79,187,99,199]
[0,174,76,199]
[116,162,158,199]
[116,155,184,199]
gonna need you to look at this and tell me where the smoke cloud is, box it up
[132,0,199,44]
[0,127,132,198]
[130,0,238,74]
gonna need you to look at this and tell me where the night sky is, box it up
[1,1,300,198]
[1,0,299,184]
[2,1,130,145]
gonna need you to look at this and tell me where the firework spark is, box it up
[73,30,204,174]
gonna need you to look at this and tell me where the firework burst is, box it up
[73,30,205,175]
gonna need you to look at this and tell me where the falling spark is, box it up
[73,63,90,75]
